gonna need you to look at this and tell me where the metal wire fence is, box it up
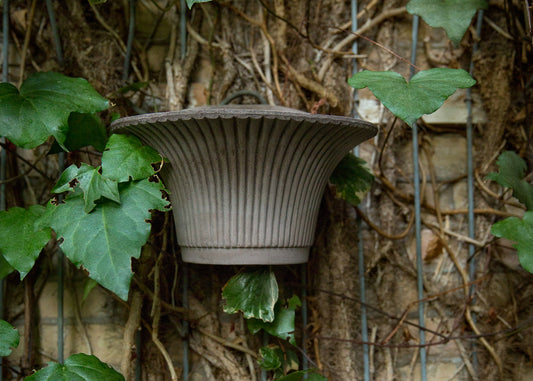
[0,1,488,380]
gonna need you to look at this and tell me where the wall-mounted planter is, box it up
[111,106,377,265]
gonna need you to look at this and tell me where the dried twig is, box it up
[18,0,37,87]
[121,290,143,380]
[282,56,340,108]
[22,276,35,376]
[376,173,523,218]
[356,205,415,240]
[318,7,407,81]
[475,168,525,210]
[423,220,484,247]
[483,15,513,40]
[67,272,93,355]
[196,327,258,358]
[249,41,279,101]
[150,253,179,381]
[133,276,191,315]
[438,235,504,378]
[88,1,143,81]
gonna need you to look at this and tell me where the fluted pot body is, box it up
[111,106,377,264]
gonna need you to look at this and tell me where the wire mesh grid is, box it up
[0,1,490,380]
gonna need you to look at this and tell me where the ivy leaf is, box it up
[348,68,476,127]
[276,370,327,381]
[82,278,99,303]
[248,295,301,345]
[41,179,170,300]
[50,113,108,153]
[0,206,51,279]
[487,151,533,211]
[259,346,283,371]
[0,254,14,279]
[259,346,304,378]
[307,373,329,381]
[117,82,149,94]
[186,0,211,9]
[407,0,488,45]
[491,212,533,274]
[102,134,162,182]
[0,320,19,357]
[222,268,278,322]
[52,163,120,213]
[330,154,373,206]
[0,72,109,149]
[25,353,124,381]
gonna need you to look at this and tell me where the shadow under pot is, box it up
[110,105,377,265]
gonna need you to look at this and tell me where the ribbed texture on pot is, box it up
[111,106,377,264]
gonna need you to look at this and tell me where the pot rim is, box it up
[110,105,377,134]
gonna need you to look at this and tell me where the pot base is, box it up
[181,247,309,265]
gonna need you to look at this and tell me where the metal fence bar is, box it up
[57,152,65,364]
[182,264,189,380]
[118,2,143,376]
[357,217,370,381]
[409,14,428,381]
[1,1,9,378]
[44,0,67,363]
[179,2,190,379]
[350,1,371,380]
[301,265,308,375]
[260,331,269,381]
[467,10,484,374]
[45,0,63,67]
[2,0,7,83]
[351,0,360,120]
[44,0,68,365]
[123,0,136,81]
[180,0,187,61]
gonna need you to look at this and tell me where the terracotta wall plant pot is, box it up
[111,105,377,265]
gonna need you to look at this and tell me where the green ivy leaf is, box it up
[248,295,301,345]
[52,163,120,213]
[41,179,170,300]
[110,113,121,123]
[275,369,325,381]
[186,0,211,9]
[0,72,109,149]
[265,347,300,378]
[487,151,533,211]
[0,254,15,279]
[330,154,373,206]
[50,113,108,153]
[348,68,476,127]
[117,82,149,94]
[0,206,51,279]
[260,348,323,380]
[491,211,533,274]
[222,268,278,322]
[307,373,328,381]
[407,0,488,45]
[0,320,19,357]
[259,346,283,371]
[102,134,162,182]
[25,353,124,381]
[82,278,99,303]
